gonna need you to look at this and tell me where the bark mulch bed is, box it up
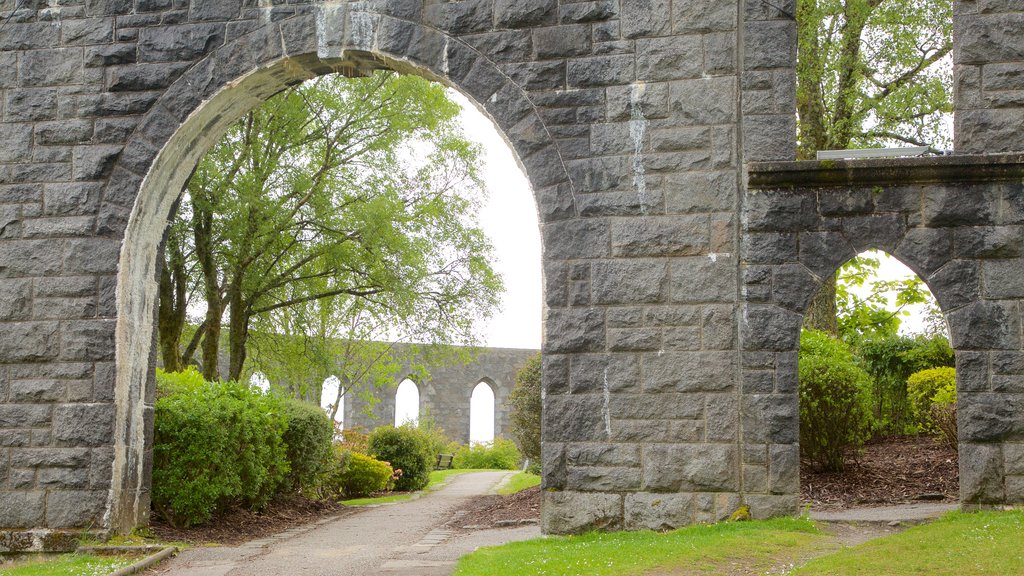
[149,494,354,545]
[801,434,959,511]
[447,485,541,531]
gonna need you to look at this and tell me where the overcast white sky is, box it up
[450,91,544,351]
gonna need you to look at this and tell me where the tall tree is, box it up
[797,0,952,331]
[158,71,503,382]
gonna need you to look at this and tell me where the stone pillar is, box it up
[954,0,1024,153]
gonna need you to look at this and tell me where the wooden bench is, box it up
[435,453,454,470]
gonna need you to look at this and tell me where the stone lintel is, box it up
[747,153,1024,188]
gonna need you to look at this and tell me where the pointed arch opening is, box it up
[395,378,420,427]
[469,380,496,445]
[798,249,959,511]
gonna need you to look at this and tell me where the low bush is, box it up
[368,425,433,491]
[799,331,874,472]
[907,367,956,430]
[335,451,393,498]
[338,428,370,454]
[152,368,289,527]
[418,410,453,461]
[280,399,335,493]
[931,386,958,452]
[452,438,522,470]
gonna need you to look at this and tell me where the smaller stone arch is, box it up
[741,156,1024,517]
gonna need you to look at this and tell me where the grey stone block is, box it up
[643,444,737,491]
[45,490,107,528]
[612,216,708,257]
[541,491,622,534]
[670,256,736,303]
[0,492,45,528]
[624,492,694,530]
[53,404,114,447]
[592,260,669,304]
[960,443,1006,504]
[642,351,736,393]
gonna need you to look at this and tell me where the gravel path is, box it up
[146,471,540,576]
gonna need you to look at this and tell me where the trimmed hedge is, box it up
[368,425,433,491]
[907,367,956,430]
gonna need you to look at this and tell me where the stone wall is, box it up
[343,346,537,444]
[0,0,1021,548]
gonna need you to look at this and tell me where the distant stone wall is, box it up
[343,347,537,445]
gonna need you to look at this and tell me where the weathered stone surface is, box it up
[960,443,1006,504]
[542,491,622,534]
[624,492,694,530]
[0,0,1020,543]
[643,444,737,491]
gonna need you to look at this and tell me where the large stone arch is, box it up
[109,9,574,533]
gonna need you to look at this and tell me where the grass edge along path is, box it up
[792,510,1024,576]
[0,553,139,576]
[340,469,492,506]
[497,472,540,496]
[453,517,821,576]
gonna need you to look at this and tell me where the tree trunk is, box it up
[803,275,839,334]
[227,283,250,382]
[194,206,224,381]
[157,235,188,372]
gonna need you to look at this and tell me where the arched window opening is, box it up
[321,375,342,425]
[799,250,958,511]
[469,381,495,445]
[395,379,420,427]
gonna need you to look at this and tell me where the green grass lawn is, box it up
[340,468,488,506]
[793,510,1024,575]
[454,510,1024,576]
[497,472,540,495]
[454,517,822,576]
[0,553,139,576]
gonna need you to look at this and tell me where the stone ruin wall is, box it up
[0,0,1020,548]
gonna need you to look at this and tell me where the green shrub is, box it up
[452,438,522,470]
[318,445,353,499]
[799,331,874,472]
[339,428,370,454]
[417,410,453,461]
[335,451,393,498]
[152,368,289,527]
[280,399,335,493]
[907,367,957,431]
[931,385,958,452]
[368,425,433,491]
[855,333,954,435]
[509,353,541,466]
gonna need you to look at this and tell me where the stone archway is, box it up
[740,156,1024,517]
[108,11,573,533]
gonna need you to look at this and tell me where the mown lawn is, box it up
[497,472,540,495]
[454,510,1024,576]
[0,553,139,576]
[454,517,822,576]
[793,510,1024,576]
